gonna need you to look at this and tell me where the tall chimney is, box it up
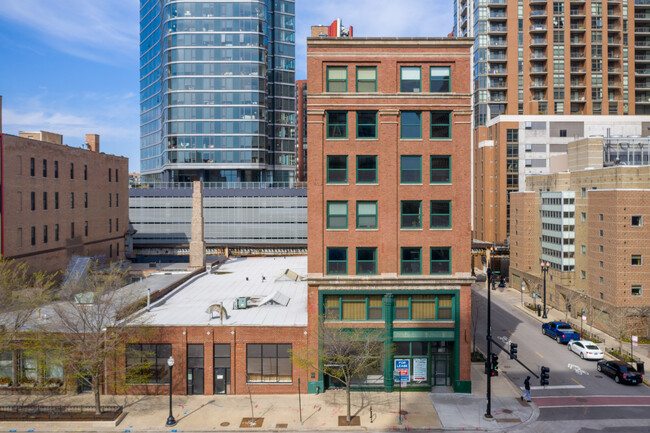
[85,134,100,153]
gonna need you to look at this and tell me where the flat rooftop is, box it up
[138,256,307,327]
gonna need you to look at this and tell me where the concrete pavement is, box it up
[0,364,534,432]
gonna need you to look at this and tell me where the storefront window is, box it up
[246,344,292,383]
[0,352,13,382]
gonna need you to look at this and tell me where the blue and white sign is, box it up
[394,359,410,382]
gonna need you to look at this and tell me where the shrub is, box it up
[0,377,12,386]
[20,377,37,386]
[44,377,63,387]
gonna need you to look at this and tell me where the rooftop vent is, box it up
[260,291,290,307]
[276,269,300,282]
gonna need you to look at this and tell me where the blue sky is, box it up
[0,0,453,172]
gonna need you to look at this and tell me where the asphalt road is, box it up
[471,282,650,431]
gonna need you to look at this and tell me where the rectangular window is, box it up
[430,156,451,183]
[42,159,47,177]
[395,295,409,319]
[341,295,366,320]
[401,247,422,275]
[70,192,74,209]
[430,247,451,274]
[430,201,451,229]
[108,168,112,182]
[246,344,292,383]
[17,228,22,248]
[71,222,75,238]
[356,66,377,92]
[327,111,347,138]
[326,155,347,183]
[70,163,74,179]
[42,192,47,210]
[357,111,377,138]
[116,169,119,183]
[412,295,436,320]
[30,158,35,176]
[599,213,603,221]
[327,201,348,229]
[356,201,377,229]
[109,219,112,233]
[401,201,422,229]
[400,66,421,92]
[116,218,119,231]
[631,285,642,296]
[581,270,586,279]
[582,245,586,254]
[401,111,421,139]
[631,255,642,266]
[42,225,48,244]
[84,193,88,208]
[84,221,88,237]
[430,66,451,92]
[356,155,377,183]
[126,344,172,384]
[581,212,586,222]
[327,247,347,275]
[356,247,377,275]
[84,165,87,180]
[109,193,112,208]
[327,66,347,92]
[438,295,453,319]
[54,224,59,242]
[632,215,642,227]
[116,193,119,207]
[30,192,35,211]
[54,161,58,178]
[54,192,59,210]
[400,155,422,183]
[430,111,451,139]
[30,226,35,246]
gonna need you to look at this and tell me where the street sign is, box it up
[394,359,410,382]
[632,335,638,347]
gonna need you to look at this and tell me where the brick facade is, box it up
[0,132,128,274]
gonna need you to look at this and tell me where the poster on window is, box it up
[413,358,427,382]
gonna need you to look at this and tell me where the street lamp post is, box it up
[541,261,550,319]
[485,247,494,420]
[166,356,176,427]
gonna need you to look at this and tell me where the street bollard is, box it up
[537,304,541,317]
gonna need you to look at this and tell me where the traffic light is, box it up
[491,353,499,376]
[540,366,550,386]
[510,343,518,360]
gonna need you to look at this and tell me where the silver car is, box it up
[568,340,604,360]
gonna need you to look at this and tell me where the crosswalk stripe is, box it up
[521,385,585,390]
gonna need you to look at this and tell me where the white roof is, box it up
[138,256,308,327]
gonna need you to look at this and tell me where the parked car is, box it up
[597,360,643,385]
[567,340,604,360]
[541,321,581,344]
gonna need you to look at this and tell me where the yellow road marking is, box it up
[508,330,513,335]
[571,377,582,386]
[536,352,544,358]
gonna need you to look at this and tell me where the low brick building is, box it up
[108,256,308,395]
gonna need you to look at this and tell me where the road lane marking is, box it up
[522,385,585,390]
[536,352,544,358]
[571,378,582,386]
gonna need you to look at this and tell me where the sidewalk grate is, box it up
[240,418,264,428]
[275,424,288,428]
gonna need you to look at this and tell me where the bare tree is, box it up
[38,264,148,414]
[0,259,55,349]
[292,317,389,423]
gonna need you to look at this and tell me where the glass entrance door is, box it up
[213,344,231,394]
[432,354,450,386]
[187,344,204,395]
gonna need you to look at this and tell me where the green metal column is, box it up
[383,294,394,392]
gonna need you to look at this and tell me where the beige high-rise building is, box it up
[453,0,650,243]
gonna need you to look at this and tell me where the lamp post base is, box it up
[542,313,547,319]
[166,416,177,427]
[484,413,494,420]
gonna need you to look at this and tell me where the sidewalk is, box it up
[0,368,534,432]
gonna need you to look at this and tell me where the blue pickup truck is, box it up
[542,321,581,344]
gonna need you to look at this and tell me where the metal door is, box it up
[214,367,227,394]
[433,355,450,386]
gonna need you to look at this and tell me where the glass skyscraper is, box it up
[139,0,296,183]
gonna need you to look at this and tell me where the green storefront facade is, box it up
[307,287,472,394]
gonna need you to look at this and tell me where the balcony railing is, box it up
[531,25,548,31]
[490,12,507,18]
[531,10,548,16]
[530,67,548,73]
[490,26,508,32]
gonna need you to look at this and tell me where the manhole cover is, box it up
[502,409,513,414]
[221,422,230,427]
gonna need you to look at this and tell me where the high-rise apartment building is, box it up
[306,34,474,393]
[458,1,650,243]
[139,0,296,183]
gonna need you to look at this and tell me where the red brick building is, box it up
[306,35,474,393]
[0,98,129,273]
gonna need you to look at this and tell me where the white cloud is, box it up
[295,0,454,79]
[1,0,139,64]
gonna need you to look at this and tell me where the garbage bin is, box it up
[537,304,541,317]
[636,361,644,374]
